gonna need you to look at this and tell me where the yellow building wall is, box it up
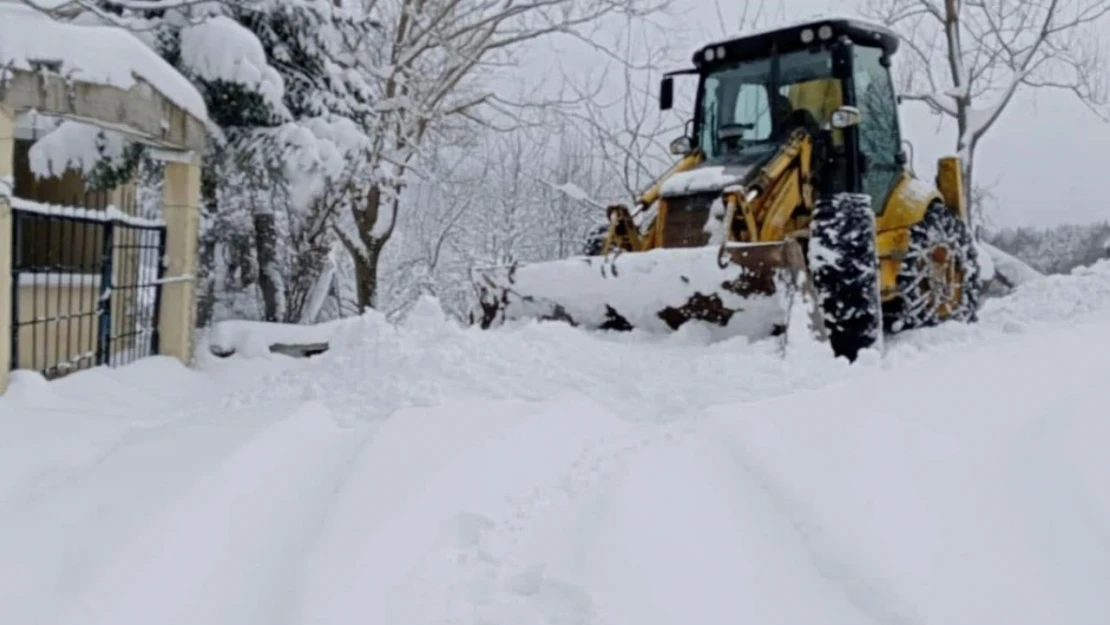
[14,280,100,376]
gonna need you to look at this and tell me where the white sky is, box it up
[516,0,1110,229]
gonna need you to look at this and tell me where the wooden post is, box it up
[158,155,202,365]
[0,105,13,394]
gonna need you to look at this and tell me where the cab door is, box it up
[852,45,903,212]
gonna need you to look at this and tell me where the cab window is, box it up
[853,45,902,209]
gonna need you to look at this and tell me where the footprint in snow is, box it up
[507,564,596,625]
[446,511,496,549]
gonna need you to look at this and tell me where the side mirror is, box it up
[669,135,692,155]
[659,76,674,111]
[830,105,861,129]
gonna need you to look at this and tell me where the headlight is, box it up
[716,46,726,59]
[800,28,815,43]
[818,25,833,40]
[705,48,715,61]
[830,105,861,129]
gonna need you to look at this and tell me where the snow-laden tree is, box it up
[202,1,376,324]
[861,0,1110,227]
[23,0,379,324]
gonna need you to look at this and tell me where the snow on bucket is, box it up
[469,240,814,343]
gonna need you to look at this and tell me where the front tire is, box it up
[807,192,883,362]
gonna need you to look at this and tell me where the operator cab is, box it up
[661,18,903,201]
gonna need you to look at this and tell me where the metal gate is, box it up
[9,202,167,379]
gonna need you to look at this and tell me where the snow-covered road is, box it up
[3,262,1110,625]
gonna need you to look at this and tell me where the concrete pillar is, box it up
[0,106,13,394]
[158,155,201,365]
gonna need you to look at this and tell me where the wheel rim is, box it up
[912,241,965,319]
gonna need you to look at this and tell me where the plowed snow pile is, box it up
[2,261,1110,625]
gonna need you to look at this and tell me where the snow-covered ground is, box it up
[2,262,1110,625]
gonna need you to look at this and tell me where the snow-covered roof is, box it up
[0,2,207,123]
[697,13,901,58]
[732,13,900,42]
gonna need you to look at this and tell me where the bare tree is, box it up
[710,0,786,39]
[377,146,482,319]
[559,15,683,204]
[862,0,1110,226]
[328,0,668,312]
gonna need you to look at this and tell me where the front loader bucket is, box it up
[470,239,821,342]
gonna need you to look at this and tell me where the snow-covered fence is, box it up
[8,198,168,379]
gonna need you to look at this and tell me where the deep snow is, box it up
[2,261,1110,625]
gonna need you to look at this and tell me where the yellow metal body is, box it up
[605,138,960,304]
[935,156,968,222]
[595,59,972,308]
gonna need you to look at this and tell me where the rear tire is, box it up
[807,193,883,362]
[887,202,981,332]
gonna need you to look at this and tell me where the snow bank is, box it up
[204,252,1110,425]
[982,259,1110,328]
[0,3,206,121]
[975,239,996,282]
[203,318,354,358]
[196,298,859,425]
[980,239,1044,287]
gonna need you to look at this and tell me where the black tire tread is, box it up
[807,192,883,361]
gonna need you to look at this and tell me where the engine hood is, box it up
[658,149,771,199]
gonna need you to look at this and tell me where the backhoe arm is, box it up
[636,151,703,208]
[602,150,704,253]
[720,128,813,243]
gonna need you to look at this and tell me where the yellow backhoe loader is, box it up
[470,17,981,361]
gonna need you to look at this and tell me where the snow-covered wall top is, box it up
[0,3,207,122]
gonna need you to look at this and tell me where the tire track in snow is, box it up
[283,393,699,625]
[0,371,293,513]
[435,415,702,625]
[0,398,318,624]
[474,419,892,625]
[716,426,926,625]
[46,400,371,625]
[1003,359,1110,625]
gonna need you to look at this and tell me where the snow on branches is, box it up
[318,0,666,310]
[863,0,1110,222]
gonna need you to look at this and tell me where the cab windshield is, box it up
[698,48,841,160]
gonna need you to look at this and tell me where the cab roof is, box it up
[691,16,900,69]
